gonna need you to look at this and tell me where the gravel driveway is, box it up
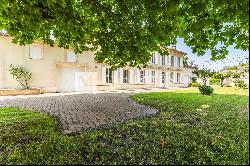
[0,93,158,133]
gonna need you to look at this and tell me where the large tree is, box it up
[0,0,248,68]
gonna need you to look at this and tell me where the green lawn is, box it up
[0,88,249,165]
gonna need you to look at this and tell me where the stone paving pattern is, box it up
[0,93,158,133]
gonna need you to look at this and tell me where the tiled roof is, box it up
[160,46,187,56]
[0,32,187,56]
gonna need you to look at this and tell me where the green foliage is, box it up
[209,78,220,85]
[234,80,248,89]
[226,66,238,70]
[198,85,214,95]
[232,73,241,78]
[9,64,32,89]
[0,89,249,165]
[189,82,201,87]
[182,55,189,67]
[192,68,215,85]
[0,0,249,68]
[191,77,197,83]
[213,72,232,87]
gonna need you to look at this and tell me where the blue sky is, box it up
[176,38,249,71]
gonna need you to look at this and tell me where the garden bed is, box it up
[0,89,40,96]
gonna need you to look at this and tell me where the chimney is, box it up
[172,45,176,50]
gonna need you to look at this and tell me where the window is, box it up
[161,55,166,65]
[171,56,175,67]
[140,70,145,83]
[177,57,181,67]
[170,72,174,83]
[30,46,42,59]
[151,52,156,64]
[123,70,129,83]
[67,51,76,63]
[106,68,113,83]
[151,71,156,83]
[162,72,166,83]
[177,73,181,83]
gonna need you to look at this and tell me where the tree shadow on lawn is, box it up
[0,92,249,165]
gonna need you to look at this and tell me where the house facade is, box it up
[0,35,191,92]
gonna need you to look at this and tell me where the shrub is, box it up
[209,78,220,85]
[191,77,197,83]
[189,82,201,87]
[234,80,248,89]
[198,85,214,95]
[9,64,32,89]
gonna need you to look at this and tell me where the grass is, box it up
[0,87,249,165]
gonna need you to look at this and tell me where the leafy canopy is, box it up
[0,0,248,68]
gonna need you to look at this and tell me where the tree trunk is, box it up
[221,78,224,87]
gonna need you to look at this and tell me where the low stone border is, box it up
[0,89,40,96]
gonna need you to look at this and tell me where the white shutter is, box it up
[174,72,177,83]
[129,69,133,84]
[180,57,183,68]
[149,70,152,84]
[137,69,140,84]
[159,71,162,84]
[102,67,106,84]
[133,69,137,84]
[29,46,33,58]
[154,71,156,84]
[165,55,168,66]
[67,51,76,62]
[30,46,41,59]
[155,52,159,65]
[180,73,184,83]
[120,68,123,84]
[165,72,169,87]
[159,55,162,65]
[145,70,148,84]
[114,70,118,84]
[167,56,170,66]
[175,56,177,67]
[155,71,158,84]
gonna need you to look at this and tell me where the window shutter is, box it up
[165,72,169,87]
[114,70,118,84]
[29,46,33,58]
[159,71,162,84]
[119,68,123,84]
[175,72,178,83]
[155,70,158,84]
[155,52,158,65]
[149,70,152,84]
[129,69,133,84]
[30,46,41,59]
[144,70,148,84]
[137,69,140,83]
[159,55,162,65]
[67,51,76,62]
[33,47,38,59]
[174,56,177,67]
[102,67,106,84]
[165,55,168,66]
[180,57,183,68]
[180,73,184,83]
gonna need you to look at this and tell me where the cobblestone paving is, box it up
[0,93,158,133]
